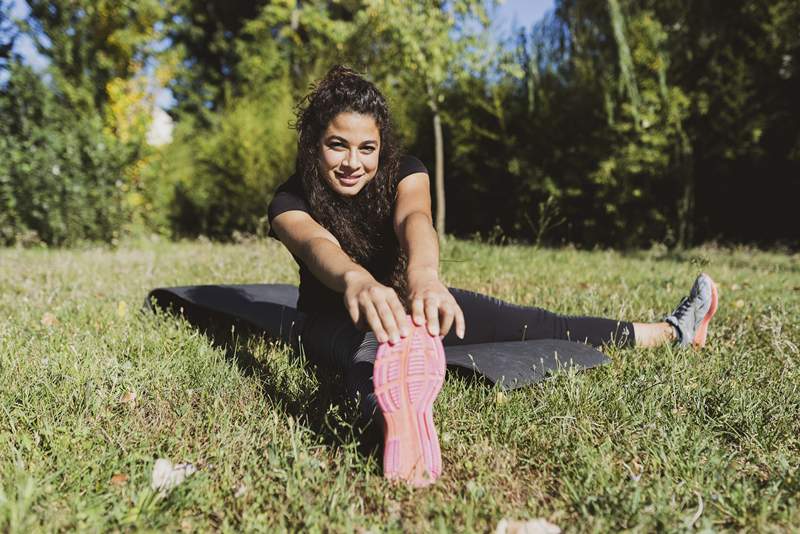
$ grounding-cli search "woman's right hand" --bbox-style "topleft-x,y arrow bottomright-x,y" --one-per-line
343,271 -> 411,344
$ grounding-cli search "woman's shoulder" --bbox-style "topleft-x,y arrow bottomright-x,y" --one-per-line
275,173 -> 304,196
268,173 -> 310,227
397,154 -> 428,181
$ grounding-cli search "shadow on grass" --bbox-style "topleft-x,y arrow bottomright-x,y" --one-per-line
145,295 -> 384,459
224,333 -> 384,457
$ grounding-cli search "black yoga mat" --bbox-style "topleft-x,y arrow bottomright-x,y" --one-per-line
145,284 -> 612,390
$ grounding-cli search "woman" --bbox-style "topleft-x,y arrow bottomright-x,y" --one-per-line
268,66 -> 718,487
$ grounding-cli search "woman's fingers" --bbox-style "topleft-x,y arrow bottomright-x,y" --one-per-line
387,295 -> 411,338
375,299 -> 402,343
455,303 -> 466,339
411,297 -> 425,327
424,297 -> 440,336
362,299 -> 389,343
345,296 -> 360,327
439,301 -> 455,338
356,286 -> 411,344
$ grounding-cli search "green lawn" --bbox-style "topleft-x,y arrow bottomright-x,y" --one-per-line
1,238 -> 798,532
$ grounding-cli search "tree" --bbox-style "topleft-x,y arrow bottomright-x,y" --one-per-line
164,0 -> 269,124
348,0 -> 497,236
22,0 -> 163,110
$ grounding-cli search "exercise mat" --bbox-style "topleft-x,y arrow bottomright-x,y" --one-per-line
145,284 -> 611,390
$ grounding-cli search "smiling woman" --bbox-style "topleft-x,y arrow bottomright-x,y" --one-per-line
266,65 -> 719,487
319,112 -> 381,196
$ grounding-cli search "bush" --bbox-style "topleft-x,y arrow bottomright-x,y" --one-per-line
0,63 -> 135,246
157,73 -> 296,239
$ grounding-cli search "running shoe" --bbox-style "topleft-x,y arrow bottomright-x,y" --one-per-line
373,320 -> 446,487
665,273 -> 719,348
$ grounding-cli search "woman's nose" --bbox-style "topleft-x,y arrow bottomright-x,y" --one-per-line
343,149 -> 361,169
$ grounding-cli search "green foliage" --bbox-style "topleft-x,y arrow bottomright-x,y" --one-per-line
165,0 -> 269,124
0,63 -> 135,246
156,70 -> 296,239
433,0 -> 799,247
588,10 -> 692,246
4,0 -> 799,247
22,0 -> 164,110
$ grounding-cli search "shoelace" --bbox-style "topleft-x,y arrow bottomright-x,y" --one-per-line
671,296 -> 692,320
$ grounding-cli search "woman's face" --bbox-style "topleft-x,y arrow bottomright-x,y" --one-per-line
318,112 -> 381,197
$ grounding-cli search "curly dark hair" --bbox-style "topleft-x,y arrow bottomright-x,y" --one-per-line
294,65 -> 408,299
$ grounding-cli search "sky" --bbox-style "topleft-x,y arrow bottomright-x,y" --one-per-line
494,0 -> 554,34
8,0 -> 48,71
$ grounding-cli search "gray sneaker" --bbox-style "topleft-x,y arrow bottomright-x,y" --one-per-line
665,273 -> 719,348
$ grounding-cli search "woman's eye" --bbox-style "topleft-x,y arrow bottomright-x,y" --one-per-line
360,146 -> 376,154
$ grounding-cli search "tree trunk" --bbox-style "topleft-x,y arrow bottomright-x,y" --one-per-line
607,0 -> 640,125
432,106 -> 445,236
677,150 -> 695,249
669,116 -> 694,248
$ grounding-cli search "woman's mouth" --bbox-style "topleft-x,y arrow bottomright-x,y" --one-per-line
335,172 -> 363,186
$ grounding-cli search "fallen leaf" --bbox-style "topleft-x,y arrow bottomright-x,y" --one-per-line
234,483 -> 247,499
120,391 -> 137,406
117,301 -> 128,318
110,473 -> 129,486
495,391 -> 508,405
151,458 -> 196,493
735,299 -> 745,309
40,312 -> 58,327
730,283 -> 740,291
386,500 -> 401,521
496,518 -> 561,534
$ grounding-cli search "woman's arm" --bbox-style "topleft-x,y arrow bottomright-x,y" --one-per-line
394,173 -> 465,339
271,210 -> 410,343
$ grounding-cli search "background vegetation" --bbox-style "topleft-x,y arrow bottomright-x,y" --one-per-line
2,0 -> 798,248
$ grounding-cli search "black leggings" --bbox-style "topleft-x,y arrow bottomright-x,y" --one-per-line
298,287 -> 635,421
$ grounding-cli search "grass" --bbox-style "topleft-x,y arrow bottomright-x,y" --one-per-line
1,237 -> 798,532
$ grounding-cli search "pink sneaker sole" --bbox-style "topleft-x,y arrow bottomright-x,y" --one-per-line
373,323 -> 446,487
693,275 -> 719,348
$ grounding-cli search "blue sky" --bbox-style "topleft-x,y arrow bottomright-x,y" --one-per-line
495,0 -> 554,32
8,0 -> 48,71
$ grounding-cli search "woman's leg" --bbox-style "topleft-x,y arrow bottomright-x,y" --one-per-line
631,322 -> 676,347
441,272 -> 718,350
299,312 -> 381,423
440,288 -> 637,348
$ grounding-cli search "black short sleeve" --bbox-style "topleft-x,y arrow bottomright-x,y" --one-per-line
397,155 -> 428,184
267,174 -> 310,238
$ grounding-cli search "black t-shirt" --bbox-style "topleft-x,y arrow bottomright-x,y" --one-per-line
267,155 -> 428,315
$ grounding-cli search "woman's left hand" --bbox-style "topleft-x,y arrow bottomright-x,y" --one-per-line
407,268 -> 465,339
